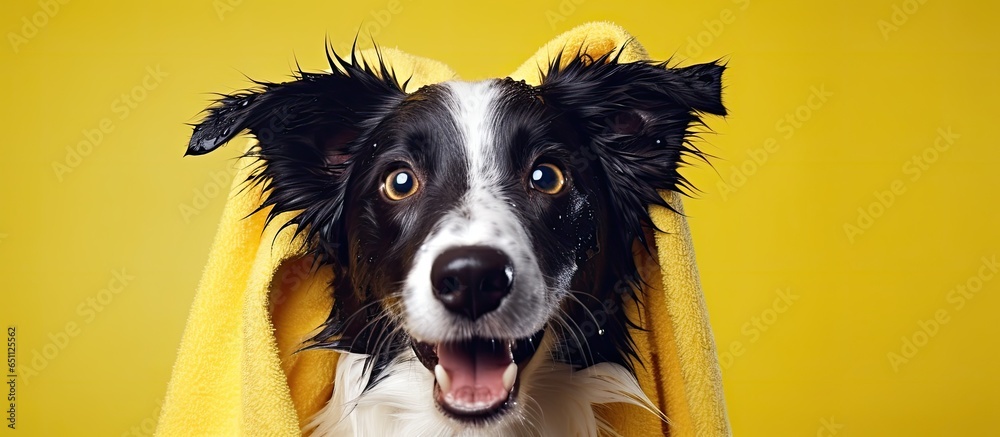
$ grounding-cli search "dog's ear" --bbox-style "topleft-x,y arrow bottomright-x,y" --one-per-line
187,49 -> 406,157
536,50 -> 726,247
186,50 -> 406,262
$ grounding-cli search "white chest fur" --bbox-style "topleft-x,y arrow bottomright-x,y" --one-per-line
307,340 -> 659,437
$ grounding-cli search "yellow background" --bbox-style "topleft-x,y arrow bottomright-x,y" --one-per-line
1,0 -> 997,435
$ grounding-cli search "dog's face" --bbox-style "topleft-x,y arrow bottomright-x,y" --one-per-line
188,49 -> 724,425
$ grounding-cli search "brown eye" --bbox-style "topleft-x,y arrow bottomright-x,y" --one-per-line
529,163 -> 565,195
384,168 -> 420,200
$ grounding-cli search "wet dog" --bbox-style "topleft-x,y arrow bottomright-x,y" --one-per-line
187,45 -> 725,436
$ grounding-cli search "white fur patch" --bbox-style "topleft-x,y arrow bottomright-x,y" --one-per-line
307,334 -> 661,437
401,80 -> 550,343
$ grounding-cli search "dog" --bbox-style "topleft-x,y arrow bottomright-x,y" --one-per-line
186,44 -> 725,436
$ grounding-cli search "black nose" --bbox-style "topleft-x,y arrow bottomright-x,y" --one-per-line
431,246 -> 514,319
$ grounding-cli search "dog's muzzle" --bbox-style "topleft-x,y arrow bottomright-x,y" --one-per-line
411,245 -> 544,420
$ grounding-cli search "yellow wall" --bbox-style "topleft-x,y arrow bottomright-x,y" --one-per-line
1,0 -> 997,435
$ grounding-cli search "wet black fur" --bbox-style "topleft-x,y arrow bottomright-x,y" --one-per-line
187,43 -> 725,391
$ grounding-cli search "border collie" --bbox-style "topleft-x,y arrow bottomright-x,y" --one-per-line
186,44 -> 725,436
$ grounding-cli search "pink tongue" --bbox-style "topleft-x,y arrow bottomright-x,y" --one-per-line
438,340 -> 513,409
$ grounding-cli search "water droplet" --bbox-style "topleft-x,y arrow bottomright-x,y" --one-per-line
241,100 -> 249,107
367,256 -> 375,264
597,329 -> 605,335
656,139 -> 661,144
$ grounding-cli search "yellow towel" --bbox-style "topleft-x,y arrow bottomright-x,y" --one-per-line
156,22 -> 730,437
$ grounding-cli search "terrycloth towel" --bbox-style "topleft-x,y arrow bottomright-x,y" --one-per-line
156,22 -> 730,437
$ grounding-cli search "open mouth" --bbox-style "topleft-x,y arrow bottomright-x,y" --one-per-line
412,330 -> 544,421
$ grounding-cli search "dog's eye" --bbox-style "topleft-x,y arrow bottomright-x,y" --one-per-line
384,168 -> 420,201
529,163 -> 565,195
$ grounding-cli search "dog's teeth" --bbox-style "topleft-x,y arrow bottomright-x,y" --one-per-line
435,364 -> 451,393
502,363 -> 517,391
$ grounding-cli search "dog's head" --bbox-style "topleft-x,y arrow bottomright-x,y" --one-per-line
188,47 -> 724,424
